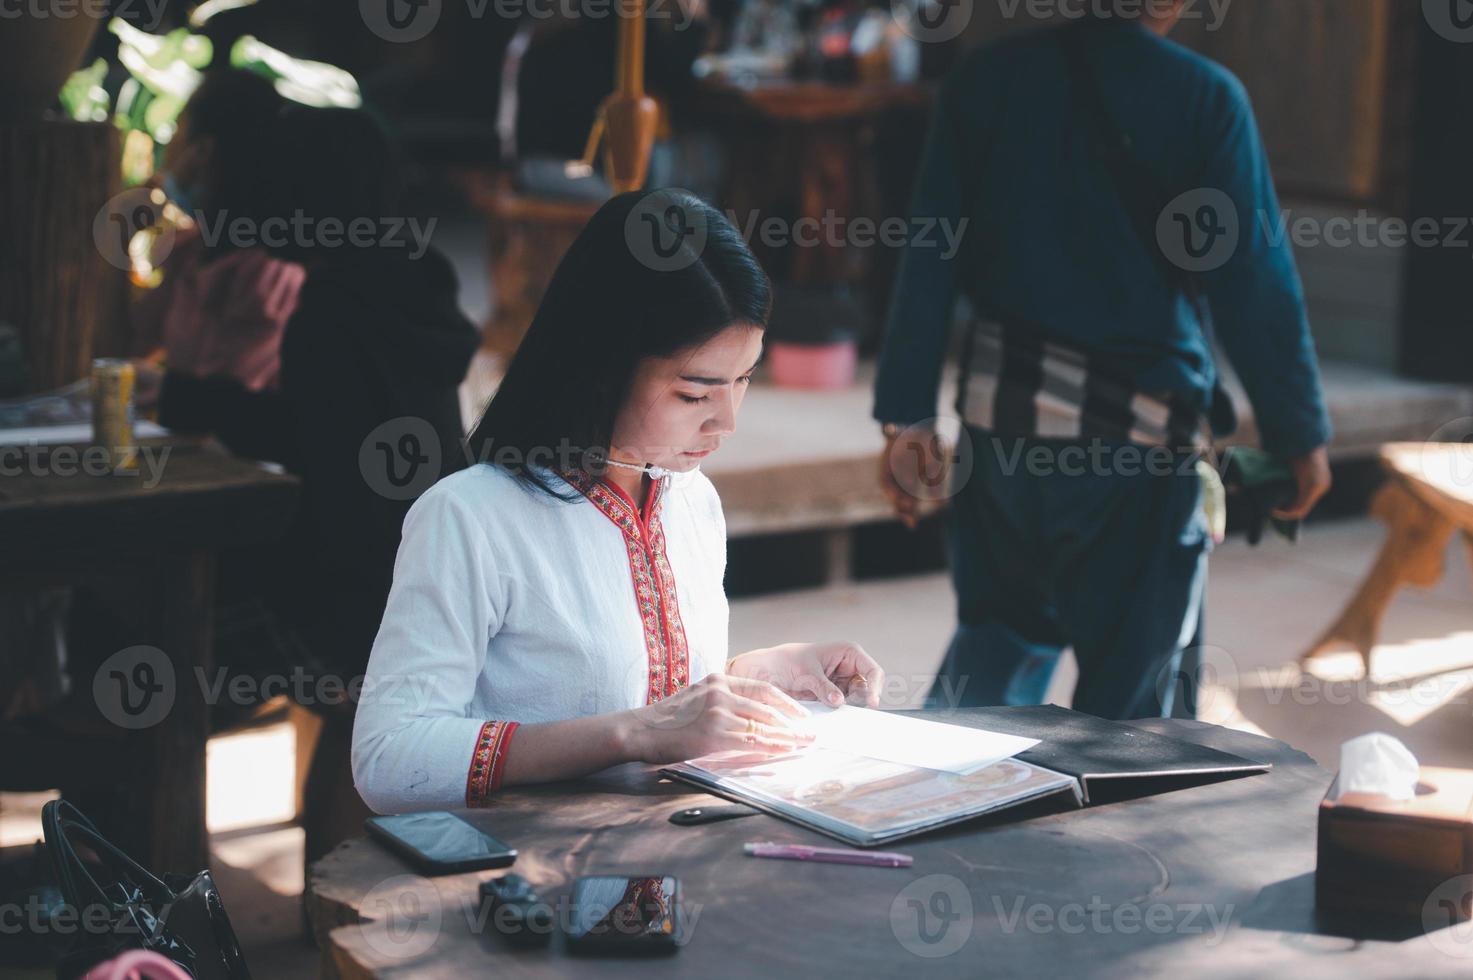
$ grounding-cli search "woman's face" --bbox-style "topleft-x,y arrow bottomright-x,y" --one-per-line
610,324 -> 764,472
161,111 -> 214,210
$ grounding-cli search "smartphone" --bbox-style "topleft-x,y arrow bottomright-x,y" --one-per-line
364,812 -> 517,875
564,875 -> 681,955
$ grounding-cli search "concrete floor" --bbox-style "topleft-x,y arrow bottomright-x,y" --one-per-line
2,516 -> 1470,980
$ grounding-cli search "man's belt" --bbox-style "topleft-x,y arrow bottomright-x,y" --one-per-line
958,320 -> 1208,450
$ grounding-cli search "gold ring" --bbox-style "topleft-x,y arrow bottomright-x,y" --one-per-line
746,718 -> 757,735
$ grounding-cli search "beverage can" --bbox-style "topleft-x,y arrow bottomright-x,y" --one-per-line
91,358 -> 138,471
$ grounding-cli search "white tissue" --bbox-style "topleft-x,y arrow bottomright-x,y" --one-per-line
1335,732 -> 1420,802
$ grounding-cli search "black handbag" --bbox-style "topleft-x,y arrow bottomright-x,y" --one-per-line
41,800 -> 252,980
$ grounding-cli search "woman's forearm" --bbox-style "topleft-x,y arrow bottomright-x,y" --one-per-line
355,672 -> 822,812
499,709 -> 644,787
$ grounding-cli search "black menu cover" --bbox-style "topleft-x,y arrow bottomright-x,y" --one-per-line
916,704 -> 1270,803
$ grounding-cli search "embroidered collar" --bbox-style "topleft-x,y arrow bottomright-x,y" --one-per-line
556,465 -> 689,703
557,467 -> 669,542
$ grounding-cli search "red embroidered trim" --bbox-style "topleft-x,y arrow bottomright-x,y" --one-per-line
465,719 -> 519,806
646,505 -> 690,699
559,468 -> 690,704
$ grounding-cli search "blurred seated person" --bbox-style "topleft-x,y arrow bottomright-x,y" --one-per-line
131,70 -> 305,395
133,105 -> 479,865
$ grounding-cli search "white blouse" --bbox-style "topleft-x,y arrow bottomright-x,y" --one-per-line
350,462 -> 730,814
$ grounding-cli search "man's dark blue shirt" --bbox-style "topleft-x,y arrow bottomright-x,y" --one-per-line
873,20 -> 1331,458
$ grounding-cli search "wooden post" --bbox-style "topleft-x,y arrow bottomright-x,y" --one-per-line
600,0 -> 658,193
149,551 -> 216,873
0,120 -> 124,392
1400,9 -> 1473,381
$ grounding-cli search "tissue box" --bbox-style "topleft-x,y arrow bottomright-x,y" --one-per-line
1316,766 -> 1473,924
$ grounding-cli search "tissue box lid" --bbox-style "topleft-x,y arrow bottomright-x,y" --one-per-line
1321,767 -> 1473,827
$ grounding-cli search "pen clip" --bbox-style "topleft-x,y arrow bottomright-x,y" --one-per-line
669,804 -> 760,826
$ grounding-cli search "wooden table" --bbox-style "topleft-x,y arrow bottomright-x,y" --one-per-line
305,713 -> 1468,978
0,437 -> 299,872
1304,442 -> 1473,674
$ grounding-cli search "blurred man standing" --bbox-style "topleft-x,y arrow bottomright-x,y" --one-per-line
874,1 -> 1332,719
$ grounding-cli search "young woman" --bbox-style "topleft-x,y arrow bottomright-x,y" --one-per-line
352,191 -> 885,813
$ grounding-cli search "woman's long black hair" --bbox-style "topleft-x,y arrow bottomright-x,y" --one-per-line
466,189 -> 771,497
178,69 -> 285,249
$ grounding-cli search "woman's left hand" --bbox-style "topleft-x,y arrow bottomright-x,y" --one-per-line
725,641 -> 884,708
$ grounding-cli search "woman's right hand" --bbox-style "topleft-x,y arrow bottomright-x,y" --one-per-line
622,672 -> 816,765
130,357 -> 165,410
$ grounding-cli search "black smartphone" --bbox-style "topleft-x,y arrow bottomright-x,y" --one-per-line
364,812 -> 517,875
564,875 -> 681,955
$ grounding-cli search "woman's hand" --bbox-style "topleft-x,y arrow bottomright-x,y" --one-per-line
622,672 -> 815,765
726,641 -> 885,708
130,357 -> 165,410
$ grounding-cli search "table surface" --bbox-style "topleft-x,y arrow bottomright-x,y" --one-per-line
306,715 -> 1471,980
0,437 -> 299,553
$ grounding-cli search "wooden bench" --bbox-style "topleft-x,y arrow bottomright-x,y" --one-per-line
1303,442 -> 1473,674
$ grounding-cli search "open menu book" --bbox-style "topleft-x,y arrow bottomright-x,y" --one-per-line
661,704 -> 1268,847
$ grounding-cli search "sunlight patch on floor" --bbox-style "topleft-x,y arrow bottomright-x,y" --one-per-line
206,723 -> 298,833
211,825 -> 306,898
1198,631 -> 1473,736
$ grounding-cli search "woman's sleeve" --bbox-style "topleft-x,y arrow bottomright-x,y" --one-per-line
157,370 -> 296,467
350,480 -> 520,813
209,255 -> 304,391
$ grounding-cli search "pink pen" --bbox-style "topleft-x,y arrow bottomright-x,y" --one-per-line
743,842 -> 913,868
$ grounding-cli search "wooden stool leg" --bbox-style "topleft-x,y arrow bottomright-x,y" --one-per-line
1301,482 -> 1454,675
823,529 -> 853,586
301,712 -> 372,878
1463,531 -> 1473,592
291,703 -> 324,823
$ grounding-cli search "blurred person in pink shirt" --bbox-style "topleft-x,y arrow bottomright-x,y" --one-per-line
131,70 -> 304,400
